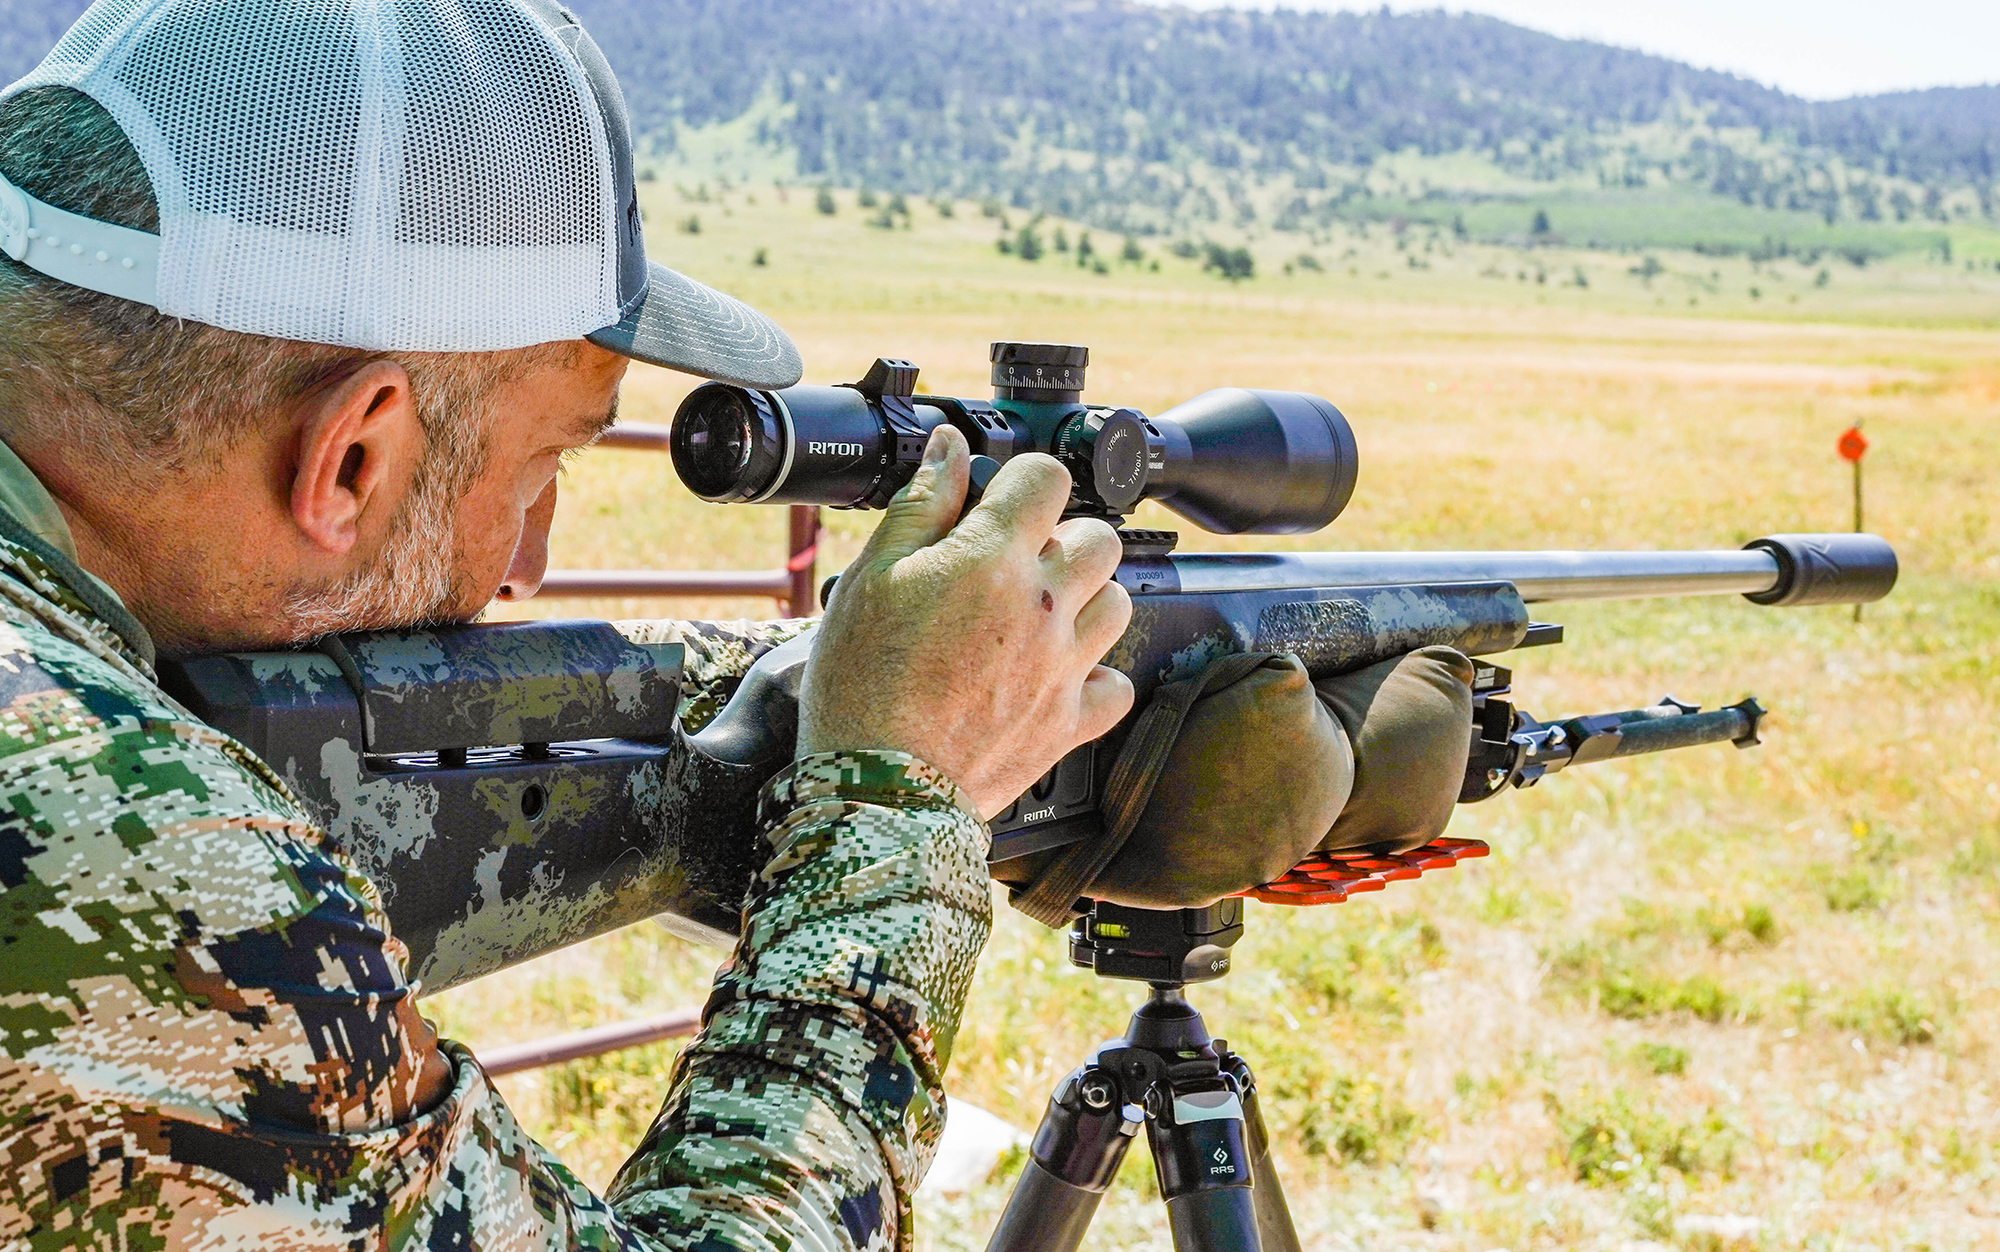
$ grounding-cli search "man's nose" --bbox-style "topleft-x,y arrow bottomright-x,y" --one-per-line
496,479 -> 559,602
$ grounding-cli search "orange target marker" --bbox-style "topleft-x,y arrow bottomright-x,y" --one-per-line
1840,424 -> 1869,621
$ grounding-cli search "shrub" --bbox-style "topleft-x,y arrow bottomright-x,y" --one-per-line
1554,1090 -> 1738,1188
1697,902 -> 1779,947
1818,866 -> 1884,912
1202,242 -> 1254,280
1835,988 -> 1939,1045
1277,1071 -> 1421,1165
1633,1042 -> 1689,1076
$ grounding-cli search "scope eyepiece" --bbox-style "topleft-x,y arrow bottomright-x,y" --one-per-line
672,380 -> 944,509
670,385 -> 788,503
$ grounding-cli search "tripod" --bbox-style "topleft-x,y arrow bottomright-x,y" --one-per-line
985,899 -> 1303,1252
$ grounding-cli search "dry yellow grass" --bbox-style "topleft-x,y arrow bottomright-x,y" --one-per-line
437,185 -> 2000,1250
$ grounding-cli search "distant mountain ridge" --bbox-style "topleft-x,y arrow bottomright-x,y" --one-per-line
4,0 -> 1995,240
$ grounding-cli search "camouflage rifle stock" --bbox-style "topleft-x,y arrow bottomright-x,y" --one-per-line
157,529 -> 1894,996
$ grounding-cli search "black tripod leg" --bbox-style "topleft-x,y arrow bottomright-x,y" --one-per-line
985,1066 -> 1140,1252
1235,1068 -> 1303,1252
987,1158 -> 1108,1252
1165,1188 -> 1264,1252
1149,1088 -> 1264,1252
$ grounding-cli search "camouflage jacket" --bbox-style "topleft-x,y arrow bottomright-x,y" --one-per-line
0,442 -> 993,1250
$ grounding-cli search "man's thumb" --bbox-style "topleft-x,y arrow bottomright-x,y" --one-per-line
859,425 -> 969,568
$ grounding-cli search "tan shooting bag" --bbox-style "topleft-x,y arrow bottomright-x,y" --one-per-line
1005,646 -> 1474,926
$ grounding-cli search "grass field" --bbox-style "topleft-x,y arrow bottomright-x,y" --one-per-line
430,185 -> 2000,1251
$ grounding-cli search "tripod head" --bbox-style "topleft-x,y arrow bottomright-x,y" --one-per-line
1065,837 -> 1493,991
1069,899 -> 1245,987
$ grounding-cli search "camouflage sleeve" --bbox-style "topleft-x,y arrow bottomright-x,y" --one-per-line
0,602 -> 990,1249
613,618 -> 814,731
605,753 -> 992,1250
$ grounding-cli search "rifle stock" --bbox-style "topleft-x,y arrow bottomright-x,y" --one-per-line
159,532 -> 1895,995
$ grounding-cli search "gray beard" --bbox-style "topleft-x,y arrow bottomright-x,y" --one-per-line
280,461 -> 476,642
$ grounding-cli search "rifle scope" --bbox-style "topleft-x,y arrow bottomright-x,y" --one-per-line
669,342 -> 1359,534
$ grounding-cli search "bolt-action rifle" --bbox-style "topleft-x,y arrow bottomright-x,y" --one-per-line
159,343 -> 1897,998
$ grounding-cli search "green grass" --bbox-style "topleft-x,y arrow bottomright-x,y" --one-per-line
1360,187 -> 1989,259
430,183 -> 2000,1250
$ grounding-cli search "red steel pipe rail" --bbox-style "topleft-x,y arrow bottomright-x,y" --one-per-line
474,1007 -> 703,1078
537,421 -> 822,619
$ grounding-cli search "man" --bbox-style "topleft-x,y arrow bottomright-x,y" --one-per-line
0,2 -> 1133,1247
0,3 -> 1464,1249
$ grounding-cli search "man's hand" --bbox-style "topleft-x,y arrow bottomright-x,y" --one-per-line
799,425 -> 1135,818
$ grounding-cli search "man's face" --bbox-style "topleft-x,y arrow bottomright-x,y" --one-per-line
450,343 -> 629,617
281,343 -> 629,639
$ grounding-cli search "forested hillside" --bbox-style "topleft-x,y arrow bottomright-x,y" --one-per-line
4,0 -> 1996,247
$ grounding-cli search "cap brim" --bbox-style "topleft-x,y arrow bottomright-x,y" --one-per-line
586,260 -> 803,389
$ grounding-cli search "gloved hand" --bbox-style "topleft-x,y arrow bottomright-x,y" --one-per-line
999,645 -> 1476,921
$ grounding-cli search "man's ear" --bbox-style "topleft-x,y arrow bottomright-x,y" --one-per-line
290,360 -> 424,556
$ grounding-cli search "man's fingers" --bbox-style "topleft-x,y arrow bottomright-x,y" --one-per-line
1041,516 -> 1122,601
1074,665 -> 1136,744
856,426 -> 969,570
961,453 -> 1071,552
1072,578 -> 1132,659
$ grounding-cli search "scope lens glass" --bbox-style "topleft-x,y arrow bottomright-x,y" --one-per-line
672,389 -> 758,499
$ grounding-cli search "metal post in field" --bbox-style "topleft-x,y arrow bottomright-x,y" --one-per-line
787,505 -> 823,619
1839,423 -> 1869,623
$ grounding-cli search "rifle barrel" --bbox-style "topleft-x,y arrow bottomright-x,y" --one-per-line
1171,549 -> 1776,601
1167,533 -> 1896,607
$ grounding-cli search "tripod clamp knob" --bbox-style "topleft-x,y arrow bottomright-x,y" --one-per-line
1078,1074 -> 1116,1110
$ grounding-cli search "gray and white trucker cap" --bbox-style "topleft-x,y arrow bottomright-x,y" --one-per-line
0,0 -> 803,389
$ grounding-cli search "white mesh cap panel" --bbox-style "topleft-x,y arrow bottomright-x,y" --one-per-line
5,0 -> 623,353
